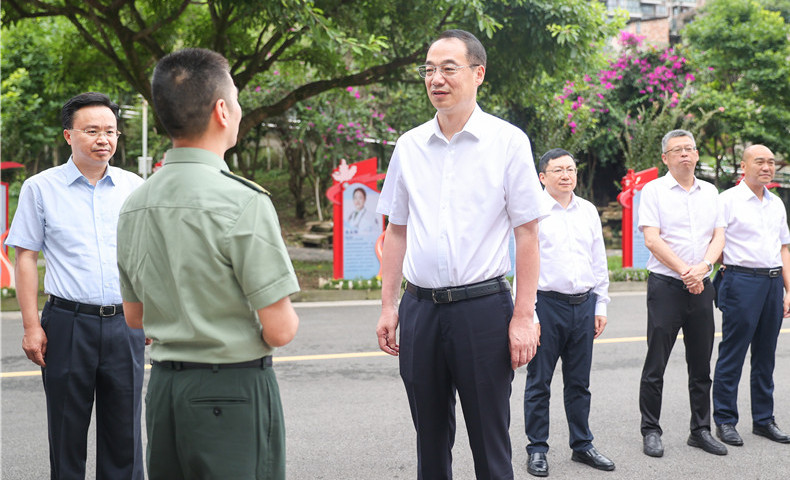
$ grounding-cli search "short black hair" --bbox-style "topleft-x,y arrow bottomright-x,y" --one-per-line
433,29 -> 487,67
539,148 -> 575,173
61,92 -> 120,130
151,48 -> 233,139
353,187 -> 366,199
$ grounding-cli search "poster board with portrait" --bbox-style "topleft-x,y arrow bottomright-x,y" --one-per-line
327,157 -> 386,280
342,183 -> 384,279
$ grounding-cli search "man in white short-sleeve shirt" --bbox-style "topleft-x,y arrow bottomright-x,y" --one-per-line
375,29 -> 547,479
637,129 -> 727,458
712,144 -> 790,446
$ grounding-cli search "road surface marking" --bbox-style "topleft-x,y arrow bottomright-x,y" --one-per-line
3,328 -> 788,378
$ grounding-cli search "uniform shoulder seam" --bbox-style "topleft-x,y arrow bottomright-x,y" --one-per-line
221,170 -> 271,196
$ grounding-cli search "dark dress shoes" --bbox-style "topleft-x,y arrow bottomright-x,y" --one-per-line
753,421 -> 790,443
716,424 -> 743,446
527,452 -> 548,477
643,432 -> 664,457
571,446 -> 615,471
687,429 -> 728,455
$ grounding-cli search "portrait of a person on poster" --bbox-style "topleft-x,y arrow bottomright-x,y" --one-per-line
345,186 -> 381,234
343,183 -> 382,279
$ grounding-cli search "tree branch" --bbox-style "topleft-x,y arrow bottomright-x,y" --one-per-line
131,1 -> 190,41
234,27 -> 307,90
238,47 -> 426,137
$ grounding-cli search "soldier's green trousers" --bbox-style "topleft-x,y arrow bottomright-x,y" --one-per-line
145,362 -> 285,480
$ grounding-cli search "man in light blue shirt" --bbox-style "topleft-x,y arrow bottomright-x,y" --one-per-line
5,92 -> 145,480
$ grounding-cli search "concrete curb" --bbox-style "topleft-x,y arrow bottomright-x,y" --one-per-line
0,282 -> 647,310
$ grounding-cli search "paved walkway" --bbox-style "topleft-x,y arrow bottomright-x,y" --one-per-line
286,245 -> 333,262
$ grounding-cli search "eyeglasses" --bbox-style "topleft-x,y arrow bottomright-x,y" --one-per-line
417,64 -> 480,79
664,145 -> 697,155
546,167 -> 577,175
69,129 -> 122,138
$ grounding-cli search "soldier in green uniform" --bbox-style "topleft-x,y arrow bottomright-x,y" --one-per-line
116,48 -> 300,480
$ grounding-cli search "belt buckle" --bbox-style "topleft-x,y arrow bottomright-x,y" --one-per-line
769,268 -> 782,278
99,305 -> 116,317
432,289 -> 452,304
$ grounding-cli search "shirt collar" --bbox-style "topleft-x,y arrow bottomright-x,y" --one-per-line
736,178 -> 771,202
426,104 -> 484,144
63,156 -> 115,186
664,171 -> 700,192
541,188 -> 577,211
162,148 -> 230,171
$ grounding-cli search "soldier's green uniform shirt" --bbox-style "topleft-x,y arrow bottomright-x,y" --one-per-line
117,147 -> 299,363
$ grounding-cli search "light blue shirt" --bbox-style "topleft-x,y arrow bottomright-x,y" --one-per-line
5,157 -> 143,304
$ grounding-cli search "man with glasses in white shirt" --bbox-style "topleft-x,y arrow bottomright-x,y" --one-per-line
523,148 -> 614,477
376,29 -> 547,479
5,92 -> 145,479
712,144 -> 790,446
637,129 -> 728,458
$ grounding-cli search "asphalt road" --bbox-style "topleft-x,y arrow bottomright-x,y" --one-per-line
2,291 -> 790,479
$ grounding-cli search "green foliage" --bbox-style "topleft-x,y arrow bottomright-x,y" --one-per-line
619,87 -> 720,173
482,0 -> 625,109
606,255 -> 649,281
683,0 -> 790,161
0,0 -> 636,221
760,0 -> 790,21
531,31 -> 704,197
1,16 -> 145,173
609,268 -> 649,282
320,278 -> 382,291
1,18 -> 73,170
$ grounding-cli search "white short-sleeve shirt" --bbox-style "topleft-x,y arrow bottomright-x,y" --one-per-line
638,172 -> 723,279
718,181 -> 790,268
377,105 -> 548,288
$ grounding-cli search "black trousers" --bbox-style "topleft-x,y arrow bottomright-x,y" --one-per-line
398,289 -> 515,480
639,274 -> 715,436
41,300 -> 145,480
524,292 -> 595,453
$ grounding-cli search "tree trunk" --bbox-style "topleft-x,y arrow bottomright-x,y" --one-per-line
287,143 -> 306,219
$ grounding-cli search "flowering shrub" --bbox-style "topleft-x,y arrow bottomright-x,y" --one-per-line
558,31 -> 697,137
247,81 -> 400,218
548,31 -> 716,171
301,86 -> 398,165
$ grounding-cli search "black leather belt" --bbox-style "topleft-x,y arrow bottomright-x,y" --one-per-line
538,289 -> 592,305
650,272 -> 710,289
50,295 -> 123,317
405,276 -> 510,304
152,356 -> 273,371
725,265 -> 782,278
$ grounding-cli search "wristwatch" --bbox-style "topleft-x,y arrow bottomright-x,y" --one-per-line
703,260 -> 713,273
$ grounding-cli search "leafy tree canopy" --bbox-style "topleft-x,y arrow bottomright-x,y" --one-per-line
2,0 -> 624,145
683,0 -> 790,158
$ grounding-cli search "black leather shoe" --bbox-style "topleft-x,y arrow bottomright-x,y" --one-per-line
688,429 -> 728,455
716,424 -> 743,446
753,421 -> 790,443
643,432 -> 663,457
571,446 -> 615,471
527,452 -> 548,477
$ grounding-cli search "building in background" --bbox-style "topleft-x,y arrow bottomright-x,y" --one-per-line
601,1 -> 707,46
